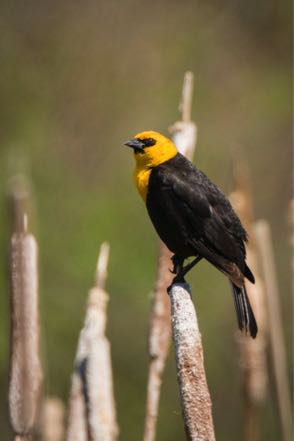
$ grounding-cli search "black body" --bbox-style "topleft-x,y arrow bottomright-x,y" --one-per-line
146,153 -> 258,337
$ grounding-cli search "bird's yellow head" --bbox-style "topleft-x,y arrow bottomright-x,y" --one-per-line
124,131 -> 178,169
124,131 -> 178,201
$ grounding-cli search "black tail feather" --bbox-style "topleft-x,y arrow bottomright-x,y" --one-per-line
230,282 -> 258,338
244,263 -> 255,284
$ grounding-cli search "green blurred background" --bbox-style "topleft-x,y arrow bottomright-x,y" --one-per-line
0,1 -> 292,440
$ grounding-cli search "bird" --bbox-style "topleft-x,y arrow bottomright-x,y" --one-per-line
124,130 -> 258,338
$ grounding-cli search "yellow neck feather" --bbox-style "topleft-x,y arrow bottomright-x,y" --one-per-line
133,134 -> 177,201
134,167 -> 152,202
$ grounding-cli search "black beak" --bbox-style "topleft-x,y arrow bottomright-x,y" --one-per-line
124,138 -> 145,153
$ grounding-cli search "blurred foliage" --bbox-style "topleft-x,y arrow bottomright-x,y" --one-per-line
0,1 -> 292,440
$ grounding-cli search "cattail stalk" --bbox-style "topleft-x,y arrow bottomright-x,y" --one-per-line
9,226 -> 43,436
230,162 -> 268,441
8,173 -> 43,438
254,221 -> 292,441
143,71 -> 197,441
170,72 -> 215,440
67,243 -> 118,441
169,283 -> 215,441
170,71 -> 197,161
40,397 -> 65,441
143,243 -> 173,441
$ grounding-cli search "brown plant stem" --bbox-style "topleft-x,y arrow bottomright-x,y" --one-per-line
9,228 -> 43,435
230,162 -> 268,441
66,242 -> 118,441
169,283 -> 215,441
40,397 -> 65,441
143,243 -> 173,441
254,220 -> 292,441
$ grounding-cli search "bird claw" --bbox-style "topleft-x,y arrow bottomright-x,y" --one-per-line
170,255 -> 183,275
167,273 -> 187,293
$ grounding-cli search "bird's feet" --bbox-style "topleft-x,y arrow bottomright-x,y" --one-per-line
167,272 -> 187,293
168,255 -> 186,293
167,254 -> 203,293
169,255 -> 183,275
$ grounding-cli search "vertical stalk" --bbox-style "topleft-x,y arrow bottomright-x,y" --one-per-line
254,221 -> 292,441
8,174 -> 43,438
9,228 -> 43,435
67,243 -> 118,441
230,162 -> 268,441
40,397 -> 65,441
169,283 -> 215,441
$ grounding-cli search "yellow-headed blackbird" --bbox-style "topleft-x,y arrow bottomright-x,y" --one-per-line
124,130 -> 257,338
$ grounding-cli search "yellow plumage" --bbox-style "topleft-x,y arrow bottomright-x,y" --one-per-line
132,131 -> 177,201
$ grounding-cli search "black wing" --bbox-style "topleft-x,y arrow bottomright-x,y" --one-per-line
148,154 -> 249,276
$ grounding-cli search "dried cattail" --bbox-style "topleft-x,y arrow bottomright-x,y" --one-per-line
230,162 -> 268,441
254,220 -> 292,441
67,243 -> 118,441
169,282 -> 215,441
9,228 -> 43,435
143,243 -> 173,441
40,397 -> 65,441
169,71 -> 197,161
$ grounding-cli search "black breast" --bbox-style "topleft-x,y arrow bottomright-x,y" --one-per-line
146,155 -> 196,258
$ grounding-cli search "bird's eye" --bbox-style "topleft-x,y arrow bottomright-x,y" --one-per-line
142,138 -> 156,147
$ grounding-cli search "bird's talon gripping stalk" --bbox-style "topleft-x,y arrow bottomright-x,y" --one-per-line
172,255 -> 202,278
170,255 -> 183,275
167,272 -> 188,293
167,275 -> 186,294
167,255 -> 202,293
